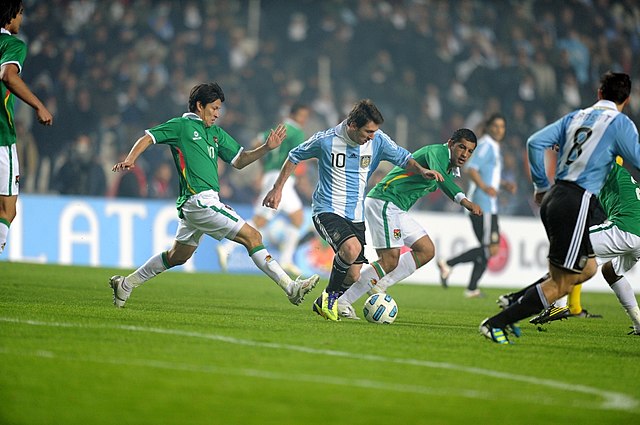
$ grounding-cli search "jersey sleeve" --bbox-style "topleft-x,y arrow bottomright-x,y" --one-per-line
288,134 -> 321,164
377,131 -> 411,168
216,127 -> 243,164
613,116 -> 640,171
146,119 -> 181,146
0,37 -> 26,72
527,116 -> 567,193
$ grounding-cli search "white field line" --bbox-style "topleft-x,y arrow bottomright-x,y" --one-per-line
1,317 -> 637,411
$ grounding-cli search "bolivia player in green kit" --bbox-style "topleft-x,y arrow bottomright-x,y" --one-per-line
0,0 -> 53,255
337,129 -> 482,319
109,83 -> 319,308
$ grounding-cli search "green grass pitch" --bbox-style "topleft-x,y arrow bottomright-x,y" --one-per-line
1,262 -> 639,424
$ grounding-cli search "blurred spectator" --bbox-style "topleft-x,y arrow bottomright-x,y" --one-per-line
53,134 -> 106,196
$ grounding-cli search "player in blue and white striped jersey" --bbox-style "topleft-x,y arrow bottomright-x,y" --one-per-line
263,99 -> 443,321
481,72 -> 640,344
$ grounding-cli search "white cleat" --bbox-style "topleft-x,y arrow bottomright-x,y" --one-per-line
109,275 -> 131,308
216,245 -> 229,272
288,274 -> 320,306
437,259 -> 451,288
338,300 -> 360,320
366,283 -> 384,296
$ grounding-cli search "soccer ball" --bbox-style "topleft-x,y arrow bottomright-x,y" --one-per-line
363,293 -> 398,324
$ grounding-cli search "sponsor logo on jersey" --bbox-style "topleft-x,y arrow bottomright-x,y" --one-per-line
360,155 -> 371,168
193,131 -> 202,141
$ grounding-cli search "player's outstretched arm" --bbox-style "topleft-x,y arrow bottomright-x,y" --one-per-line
0,64 -> 52,126
404,158 -> 444,181
112,134 -> 153,172
461,198 -> 482,216
234,124 -> 287,169
263,158 -> 296,210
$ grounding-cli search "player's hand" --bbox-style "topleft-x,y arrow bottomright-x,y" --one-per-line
534,191 -> 546,205
265,124 -> 287,150
36,107 -> 53,126
484,187 -> 498,197
421,169 -> 444,181
262,188 -> 282,210
112,161 -> 135,172
503,181 -> 517,194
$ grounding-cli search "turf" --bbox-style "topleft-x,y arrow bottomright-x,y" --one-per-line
1,262 -> 639,424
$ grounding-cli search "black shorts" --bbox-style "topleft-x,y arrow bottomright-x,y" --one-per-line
540,181 -> 599,273
470,213 -> 500,247
312,212 -> 368,264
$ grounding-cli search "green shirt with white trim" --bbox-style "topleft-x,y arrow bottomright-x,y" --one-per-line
597,163 -> 640,237
367,143 -> 466,211
0,31 -> 27,146
260,118 -> 305,172
146,113 -> 242,209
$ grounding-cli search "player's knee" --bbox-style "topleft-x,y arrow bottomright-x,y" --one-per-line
338,238 -> 361,263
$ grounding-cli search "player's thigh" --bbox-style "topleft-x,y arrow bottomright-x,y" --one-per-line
541,182 -> 598,272
312,212 -> 367,264
591,223 -> 640,275
365,198 -> 414,249
179,191 -> 245,243
0,145 -> 19,198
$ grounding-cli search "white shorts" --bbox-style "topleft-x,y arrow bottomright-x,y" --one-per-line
590,221 -> 640,275
365,197 -> 427,249
253,170 -> 302,220
0,145 -> 19,196
176,190 -> 245,246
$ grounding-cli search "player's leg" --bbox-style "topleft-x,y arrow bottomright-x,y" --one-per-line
0,145 -> 20,255
481,182 -> 598,342
466,215 -> 498,298
604,261 -> 640,334
440,215 -> 484,288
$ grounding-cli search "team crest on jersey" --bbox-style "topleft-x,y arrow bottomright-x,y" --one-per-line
393,228 -> 401,239
15,175 -> 19,186
360,155 -> 371,168
193,131 -> 202,141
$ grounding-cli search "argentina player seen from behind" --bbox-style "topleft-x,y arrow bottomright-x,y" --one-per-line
262,99 -> 444,321
480,72 -> 640,344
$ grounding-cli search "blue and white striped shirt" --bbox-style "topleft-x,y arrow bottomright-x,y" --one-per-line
528,100 -> 640,196
288,120 -> 412,222
466,134 -> 501,214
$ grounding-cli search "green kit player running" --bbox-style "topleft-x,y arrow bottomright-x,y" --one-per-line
338,128 -> 482,319
0,0 -> 53,255
109,83 -> 318,308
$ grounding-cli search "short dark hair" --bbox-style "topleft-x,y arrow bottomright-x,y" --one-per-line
346,99 -> 384,128
290,103 -> 309,116
188,82 -> 225,112
0,0 -> 23,27
599,72 -> 631,104
451,128 -> 478,145
485,112 -> 506,129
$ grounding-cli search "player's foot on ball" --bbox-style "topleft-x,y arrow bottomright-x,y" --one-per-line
288,274 -> 319,306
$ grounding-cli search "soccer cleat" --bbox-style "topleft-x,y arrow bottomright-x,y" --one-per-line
216,244 -> 229,272
529,304 -> 570,325
437,259 -> 450,288
312,295 -> 327,319
627,327 -> 640,336
366,282 -> 383,296
464,289 -> 484,298
506,323 -> 522,338
288,274 -> 320,306
479,318 -> 511,344
338,300 -> 360,320
497,293 -> 515,310
321,290 -> 341,321
571,309 -> 603,319
109,275 -> 130,308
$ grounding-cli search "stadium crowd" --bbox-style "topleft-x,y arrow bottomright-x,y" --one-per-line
14,0 -> 640,216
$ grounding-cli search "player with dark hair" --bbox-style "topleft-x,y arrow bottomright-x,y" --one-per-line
480,72 -> 640,344
217,103 -> 311,276
438,113 -> 515,298
263,99 -> 444,321
109,82 -> 319,308
337,129 -> 482,319
0,0 -> 53,255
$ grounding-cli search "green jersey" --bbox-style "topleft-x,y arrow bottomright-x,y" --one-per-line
260,118 -> 305,172
598,163 -> 640,237
147,113 -> 242,209
368,143 -> 465,211
0,32 -> 27,146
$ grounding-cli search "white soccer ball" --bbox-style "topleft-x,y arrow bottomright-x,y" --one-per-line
363,293 -> 398,324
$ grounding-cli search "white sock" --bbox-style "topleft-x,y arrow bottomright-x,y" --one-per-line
340,262 -> 385,305
279,225 -> 302,265
0,220 -> 8,254
554,295 -> 568,308
610,276 -> 640,329
218,238 -> 237,255
125,252 -> 170,290
250,246 -> 293,294
376,251 -> 418,292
